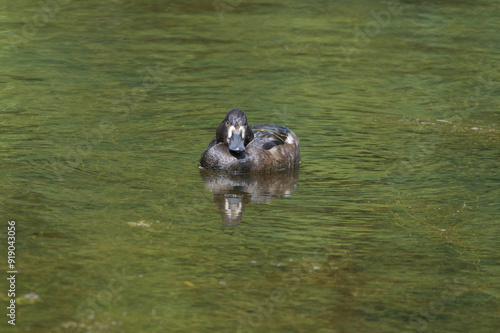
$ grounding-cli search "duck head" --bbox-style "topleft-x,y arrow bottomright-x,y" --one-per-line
216,109 -> 254,153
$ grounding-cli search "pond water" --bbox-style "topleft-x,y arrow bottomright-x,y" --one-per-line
1,0 -> 499,332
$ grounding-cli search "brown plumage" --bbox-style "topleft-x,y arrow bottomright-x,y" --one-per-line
200,109 -> 300,173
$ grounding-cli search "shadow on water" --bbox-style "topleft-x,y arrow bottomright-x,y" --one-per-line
199,167 -> 300,225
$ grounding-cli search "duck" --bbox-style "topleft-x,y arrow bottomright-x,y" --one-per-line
200,109 -> 300,173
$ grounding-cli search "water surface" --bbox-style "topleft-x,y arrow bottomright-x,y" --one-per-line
1,0 -> 499,332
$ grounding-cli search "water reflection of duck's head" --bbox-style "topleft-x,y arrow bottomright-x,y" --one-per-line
200,167 -> 300,226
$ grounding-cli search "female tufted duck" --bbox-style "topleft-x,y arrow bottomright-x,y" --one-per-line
200,109 -> 300,173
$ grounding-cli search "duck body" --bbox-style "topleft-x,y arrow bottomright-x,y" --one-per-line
200,109 -> 300,173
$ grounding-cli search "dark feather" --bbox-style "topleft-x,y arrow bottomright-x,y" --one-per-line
251,124 -> 289,150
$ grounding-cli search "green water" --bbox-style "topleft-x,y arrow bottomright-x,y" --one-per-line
1,0 -> 499,332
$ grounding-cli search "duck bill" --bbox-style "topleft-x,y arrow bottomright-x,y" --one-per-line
229,132 -> 245,152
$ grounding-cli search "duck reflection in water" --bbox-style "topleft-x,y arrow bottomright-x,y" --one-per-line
200,167 -> 300,225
